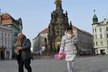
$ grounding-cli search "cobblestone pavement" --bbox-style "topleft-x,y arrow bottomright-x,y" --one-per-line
0,55 -> 108,72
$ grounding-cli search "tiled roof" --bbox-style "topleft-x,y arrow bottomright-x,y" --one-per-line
2,13 -> 12,20
0,13 -> 16,24
40,28 -> 48,33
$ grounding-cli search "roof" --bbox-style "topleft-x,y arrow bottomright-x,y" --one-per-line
40,28 -> 48,33
80,29 -> 93,36
93,14 -> 98,18
0,13 -> 18,25
33,25 -> 93,40
39,25 -> 92,36
95,18 -> 108,26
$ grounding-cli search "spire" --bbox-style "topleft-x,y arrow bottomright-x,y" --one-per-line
55,0 -> 62,10
93,10 -> 97,18
93,10 -> 98,23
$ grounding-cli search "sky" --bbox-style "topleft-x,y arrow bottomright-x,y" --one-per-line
0,0 -> 108,44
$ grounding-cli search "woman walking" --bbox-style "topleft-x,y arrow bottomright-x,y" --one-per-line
59,26 -> 78,72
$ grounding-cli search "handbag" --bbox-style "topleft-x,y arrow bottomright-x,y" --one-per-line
54,51 -> 66,60
59,51 -> 66,59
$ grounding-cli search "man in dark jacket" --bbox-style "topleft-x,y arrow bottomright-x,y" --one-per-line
15,32 -> 32,72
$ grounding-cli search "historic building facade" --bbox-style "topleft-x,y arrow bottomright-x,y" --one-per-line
48,0 -> 70,52
0,25 -> 11,59
0,13 -> 23,59
33,28 -> 48,55
92,13 -> 108,55
76,27 -> 94,55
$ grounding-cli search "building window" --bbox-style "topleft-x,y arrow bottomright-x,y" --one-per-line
99,28 -> 102,32
14,32 -> 18,37
101,41 -> 103,46
1,33 -> 3,47
5,33 -> 7,41
100,34 -> 103,39
95,34 -> 97,39
5,42 -> 6,47
8,34 -> 10,37
107,41 -> 108,45
96,42 -> 98,46
93,29 -> 94,33
95,28 -> 97,32
1,33 -> 3,40
107,34 -> 108,38
106,27 -> 108,31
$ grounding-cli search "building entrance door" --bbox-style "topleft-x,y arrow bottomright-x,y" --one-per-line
100,49 -> 105,55
1,50 -> 5,59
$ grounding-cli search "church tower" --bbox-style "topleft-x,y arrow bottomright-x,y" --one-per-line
48,0 -> 70,53
92,10 -> 98,24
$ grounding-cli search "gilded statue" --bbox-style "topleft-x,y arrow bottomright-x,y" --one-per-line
55,0 -> 61,5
